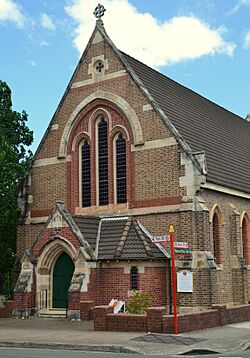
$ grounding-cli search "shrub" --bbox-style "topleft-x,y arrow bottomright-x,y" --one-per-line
126,290 -> 150,314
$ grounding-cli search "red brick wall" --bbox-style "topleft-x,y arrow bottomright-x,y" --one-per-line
163,311 -> 220,333
0,301 -> 13,318
87,266 -> 167,307
202,189 -> 250,305
106,312 -> 147,332
33,227 -> 81,257
140,267 -> 168,306
17,223 -> 44,258
94,303 -> 250,333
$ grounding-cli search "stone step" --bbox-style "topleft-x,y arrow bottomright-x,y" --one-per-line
36,309 -> 67,319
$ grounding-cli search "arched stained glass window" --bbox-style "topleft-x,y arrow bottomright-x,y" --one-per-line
81,141 -> 91,207
116,134 -> 127,204
98,118 -> 108,205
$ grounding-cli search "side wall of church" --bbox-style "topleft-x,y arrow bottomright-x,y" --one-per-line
137,209 -> 213,311
201,188 -> 250,305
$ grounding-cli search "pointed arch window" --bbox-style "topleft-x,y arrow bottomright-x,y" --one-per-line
242,215 -> 250,265
98,118 -> 108,206
212,210 -> 222,264
81,140 -> 91,207
116,134 -> 127,204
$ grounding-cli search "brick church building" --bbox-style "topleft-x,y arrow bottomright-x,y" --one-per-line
13,5 -> 250,319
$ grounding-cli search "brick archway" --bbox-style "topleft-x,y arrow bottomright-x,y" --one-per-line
36,238 -> 77,309
59,90 -> 144,158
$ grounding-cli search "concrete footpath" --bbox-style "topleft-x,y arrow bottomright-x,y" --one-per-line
0,318 -> 250,355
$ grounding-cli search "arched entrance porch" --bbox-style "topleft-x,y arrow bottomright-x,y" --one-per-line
36,238 -> 77,310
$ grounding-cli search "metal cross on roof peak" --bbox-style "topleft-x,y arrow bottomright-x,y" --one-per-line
93,3 -> 106,23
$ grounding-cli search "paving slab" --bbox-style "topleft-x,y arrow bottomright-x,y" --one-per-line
1,318 -> 250,355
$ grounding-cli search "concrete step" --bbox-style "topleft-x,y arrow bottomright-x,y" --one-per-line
36,309 -> 67,320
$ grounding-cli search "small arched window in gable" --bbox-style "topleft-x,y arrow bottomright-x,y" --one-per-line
242,215 -> 250,265
81,140 -> 91,207
98,118 -> 108,206
116,133 -> 127,204
130,266 -> 138,290
212,210 -> 222,264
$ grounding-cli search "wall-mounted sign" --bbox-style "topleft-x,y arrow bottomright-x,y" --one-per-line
174,248 -> 192,256
177,270 -> 193,293
152,235 -> 170,244
174,242 -> 189,249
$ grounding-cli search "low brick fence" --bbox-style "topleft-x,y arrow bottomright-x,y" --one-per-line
80,300 -> 94,321
93,304 -> 250,333
94,306 -> 165,332
0,300 -> 13,318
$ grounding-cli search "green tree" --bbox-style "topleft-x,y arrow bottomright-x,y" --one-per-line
0,80 -> 33,294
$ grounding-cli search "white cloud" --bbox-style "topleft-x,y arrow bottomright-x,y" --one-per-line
29,60 -> 37,67
40,40 -> 49,47
0,0 -> 24,27
65,0 -> 235,68
228,0 -> 250,14
243,31 -> 250,48
40,13 -> 56,31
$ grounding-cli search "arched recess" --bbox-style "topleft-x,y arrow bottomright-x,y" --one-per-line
210,205 -> 223,265
210,204 -> 223,224
36,238 -> 77,309
59,90 -> 144,158
240,212 -> 250,265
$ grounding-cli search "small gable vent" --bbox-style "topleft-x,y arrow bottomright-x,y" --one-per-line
95,60 -> 104,74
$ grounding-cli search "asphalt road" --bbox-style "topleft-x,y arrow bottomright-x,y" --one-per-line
0,347 -> 249,358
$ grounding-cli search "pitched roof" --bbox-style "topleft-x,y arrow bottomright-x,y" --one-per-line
121,51 -> 250,194
72,215 -> 99,251
72,215 -> 166,260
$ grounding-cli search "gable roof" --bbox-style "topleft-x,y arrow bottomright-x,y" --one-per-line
21,21 -> 250,200
121,52 -> 250,194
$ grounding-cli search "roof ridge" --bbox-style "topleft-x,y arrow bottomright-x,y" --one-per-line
114,217 -> 132,258
133,219 -> 154,257
120,51 -> 245,123
137,220 -> 170,259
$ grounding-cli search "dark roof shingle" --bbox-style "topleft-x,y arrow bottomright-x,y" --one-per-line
122,52 -> 250,194
72,216 -> 166,260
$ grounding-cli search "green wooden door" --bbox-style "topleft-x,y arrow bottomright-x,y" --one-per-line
52,253 -> 74,308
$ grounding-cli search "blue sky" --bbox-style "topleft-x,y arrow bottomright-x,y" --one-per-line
1,0 -> 250,153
